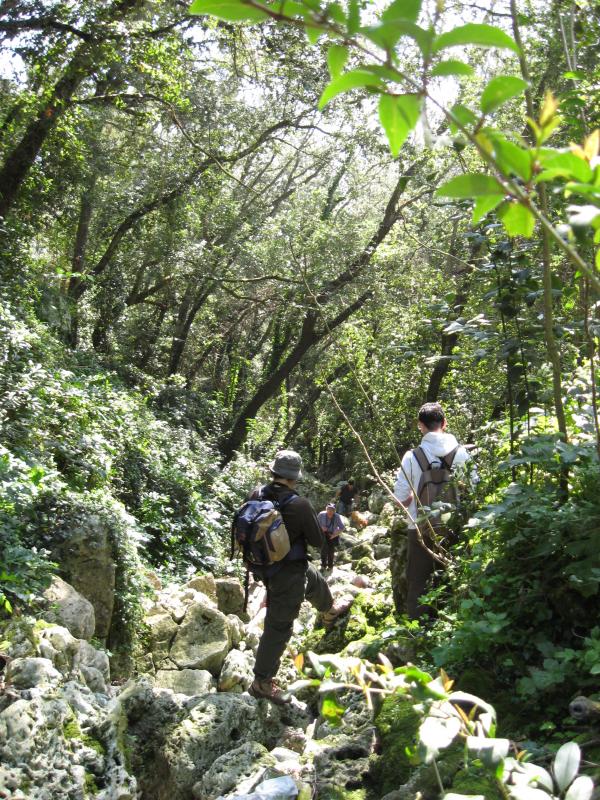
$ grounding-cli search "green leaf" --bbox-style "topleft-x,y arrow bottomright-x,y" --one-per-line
321,693 -> 346,724
362,21 -> 432,54
318,69 -> 383,109
189,0 -> 269,22
379,93 -> 422,156
553,742 -> 581,793
306,24 -> 323,44
499,201 -> 535,237
433,23 -> 520,54
449,103 -> 477,133
431,59 -> 474,77
347,0 -> 360,34
472,194 -> 504,223
480,75 -> 528,114
327,44 -> 349,78
436,173 -> 504,198
381,0 -> 422,24
536,151 -> 593,183
490,134 -> 532,180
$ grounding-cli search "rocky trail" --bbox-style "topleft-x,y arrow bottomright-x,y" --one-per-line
0,497 -> 415,800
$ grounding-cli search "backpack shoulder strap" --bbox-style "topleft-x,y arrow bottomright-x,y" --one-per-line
412,446 -> 431,473
441,446 -> 460,470
277,491 -> 297,510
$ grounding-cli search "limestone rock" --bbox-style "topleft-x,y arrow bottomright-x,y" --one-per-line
170,601 -> 232,675
374,543 -> 392,560
43,576 -> 96,640
186,573 -> 218,603
216,578 -> 246,618
6,657 -> 62,689
368,490 -> 387,514
155,668 -> 215,696
50,512 -> 116,640
193,741 -> 275,800
218,649 -> 254,692
146,608 -> 179,667
351,542 -> 373,561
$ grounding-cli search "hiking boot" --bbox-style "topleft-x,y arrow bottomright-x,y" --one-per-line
321,597 -> 353,628
249,677 -> 290,705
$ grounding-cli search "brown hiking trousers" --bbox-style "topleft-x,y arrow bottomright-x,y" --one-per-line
406,529 -> 436,620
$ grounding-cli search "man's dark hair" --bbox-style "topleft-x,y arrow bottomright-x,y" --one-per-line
418,402 -> 446,431
347,479 -> 355,485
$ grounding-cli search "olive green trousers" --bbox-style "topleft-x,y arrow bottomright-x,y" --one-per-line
254,561 -> 332,681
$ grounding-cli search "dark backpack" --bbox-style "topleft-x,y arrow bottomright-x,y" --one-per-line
231,492 -> 296,569
413,446 -> 460,536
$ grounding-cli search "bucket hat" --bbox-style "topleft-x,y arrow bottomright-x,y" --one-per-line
269,449 -> 303,480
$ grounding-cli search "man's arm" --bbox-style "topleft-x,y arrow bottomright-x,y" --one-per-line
394,453 -> 414,508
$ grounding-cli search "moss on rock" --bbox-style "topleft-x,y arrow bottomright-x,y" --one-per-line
373,695 -> 420,794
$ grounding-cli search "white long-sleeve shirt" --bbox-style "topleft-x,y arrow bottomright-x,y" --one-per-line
393,431 -> 472,529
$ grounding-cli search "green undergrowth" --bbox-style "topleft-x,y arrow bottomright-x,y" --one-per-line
0,299 -> 260,674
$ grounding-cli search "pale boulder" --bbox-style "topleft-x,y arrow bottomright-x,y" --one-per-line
169,601 -> 231,675
43,576 -> 95,640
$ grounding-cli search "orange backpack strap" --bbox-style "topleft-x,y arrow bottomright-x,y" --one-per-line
412,446 -> 431,473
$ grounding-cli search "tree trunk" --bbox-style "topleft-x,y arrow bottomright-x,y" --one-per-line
0,0 -> 140,219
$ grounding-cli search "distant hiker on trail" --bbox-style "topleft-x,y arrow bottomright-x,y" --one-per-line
246,450 -> 352,704
336,478 -> 357,516
394,403 -> 473,621
318,502 -> 345,571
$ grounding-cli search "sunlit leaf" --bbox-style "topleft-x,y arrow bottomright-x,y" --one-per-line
189,0 -> 269,22
536,151 -> 593,183
490,134 -> 532,180
565,776 -> 594,800
436,173 -> 504,198
379,93 -> 422,156
431,59 -> 474,77
480,76 -> 528,114
363,20 -> 432,54
327,44 -> 349,78
381,0 -> 422,24
433,23 -> 520,54
553,742 -> 581,793
318,69 -> 383,109
449,103 -> 477,133
472,194 -> 504,223
347,0 -> 360,34
466,736 -> 510,767
499,201 -> 536,237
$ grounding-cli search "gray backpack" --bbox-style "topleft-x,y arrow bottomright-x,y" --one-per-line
413,446 -> 460,535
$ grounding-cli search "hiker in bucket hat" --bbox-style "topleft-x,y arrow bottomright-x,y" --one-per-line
248,449 -> 352,704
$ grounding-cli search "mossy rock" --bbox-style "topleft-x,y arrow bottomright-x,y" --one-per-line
451,766 -> 504,799
373,695 -> 420,794
318,787 -> 366,800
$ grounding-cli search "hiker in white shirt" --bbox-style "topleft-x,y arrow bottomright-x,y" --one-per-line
394,402 -> 473,619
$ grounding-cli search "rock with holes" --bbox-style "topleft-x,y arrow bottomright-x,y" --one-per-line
192,741 -> 275,800
6,657 -> 62,690
118,683 -> 309,800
